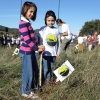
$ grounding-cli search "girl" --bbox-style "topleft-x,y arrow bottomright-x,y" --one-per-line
56,19 -> 72,52
77,32 -> 84,52
92,31 -> 98,49
38,10 -> 60,84
87,33 -> 93,51
19,1 -> 45,99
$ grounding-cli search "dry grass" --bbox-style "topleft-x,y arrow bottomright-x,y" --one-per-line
0,45 -> 100,100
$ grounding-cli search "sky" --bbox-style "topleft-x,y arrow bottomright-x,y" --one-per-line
0,0 -> 100,35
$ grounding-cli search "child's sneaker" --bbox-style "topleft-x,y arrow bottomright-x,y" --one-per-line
55,81 -> 60,85
54,78 -> 60,85
22,94 -> 29,98
22,92 -> 38,99
31,93 -> 39,99
30,92 -> 38,99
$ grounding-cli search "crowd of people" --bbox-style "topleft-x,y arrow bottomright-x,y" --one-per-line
0,33 -> 20,49
75,31 -> 99,52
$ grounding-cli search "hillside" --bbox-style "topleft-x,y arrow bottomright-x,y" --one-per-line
0,25 -> 39,35
0,45 -> 100,100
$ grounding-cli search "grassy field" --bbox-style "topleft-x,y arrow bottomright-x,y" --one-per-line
0,45 -> 100,100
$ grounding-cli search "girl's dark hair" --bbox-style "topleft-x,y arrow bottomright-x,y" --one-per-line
79,32 -> 83,36
45,10 -> 56,25
21,1 -> 37,21
56,18 -> 63,23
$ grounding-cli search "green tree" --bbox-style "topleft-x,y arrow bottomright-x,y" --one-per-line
80,19 -> 100,35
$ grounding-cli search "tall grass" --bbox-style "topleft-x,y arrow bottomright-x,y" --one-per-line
0,45 -> 100,100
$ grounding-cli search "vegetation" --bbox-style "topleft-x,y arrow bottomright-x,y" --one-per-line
0,25 -> 39,35
0,25 -> 19,35
0,45 -> 100,100
1,19 -> 100,35
0,19 -> 100,99
80,19 -> 100,34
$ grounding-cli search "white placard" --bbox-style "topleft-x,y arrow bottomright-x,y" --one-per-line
13,48 -> 19,55
53,60 -> 75,82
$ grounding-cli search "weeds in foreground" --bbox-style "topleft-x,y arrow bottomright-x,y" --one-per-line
0,46 -> 100,100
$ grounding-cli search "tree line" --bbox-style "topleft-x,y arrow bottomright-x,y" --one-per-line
1,19 -> 100,35
0,25 -> 39,35
80,19 -> 100,34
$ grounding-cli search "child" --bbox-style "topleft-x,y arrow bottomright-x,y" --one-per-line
92,31 -> 98,49
19,1 -> 45,99
97,32 -> 100,45
83,34 -> 87,47
75,32 -> 84,52
38,10 -> 60,84
87,33 -> 93,51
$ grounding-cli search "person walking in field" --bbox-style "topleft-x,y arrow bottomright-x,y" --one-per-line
92,31 -> 98,49
77,32 -> 84,52
87,33 -> 93,51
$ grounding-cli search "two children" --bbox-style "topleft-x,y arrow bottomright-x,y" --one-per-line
18,1 -> 62,99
